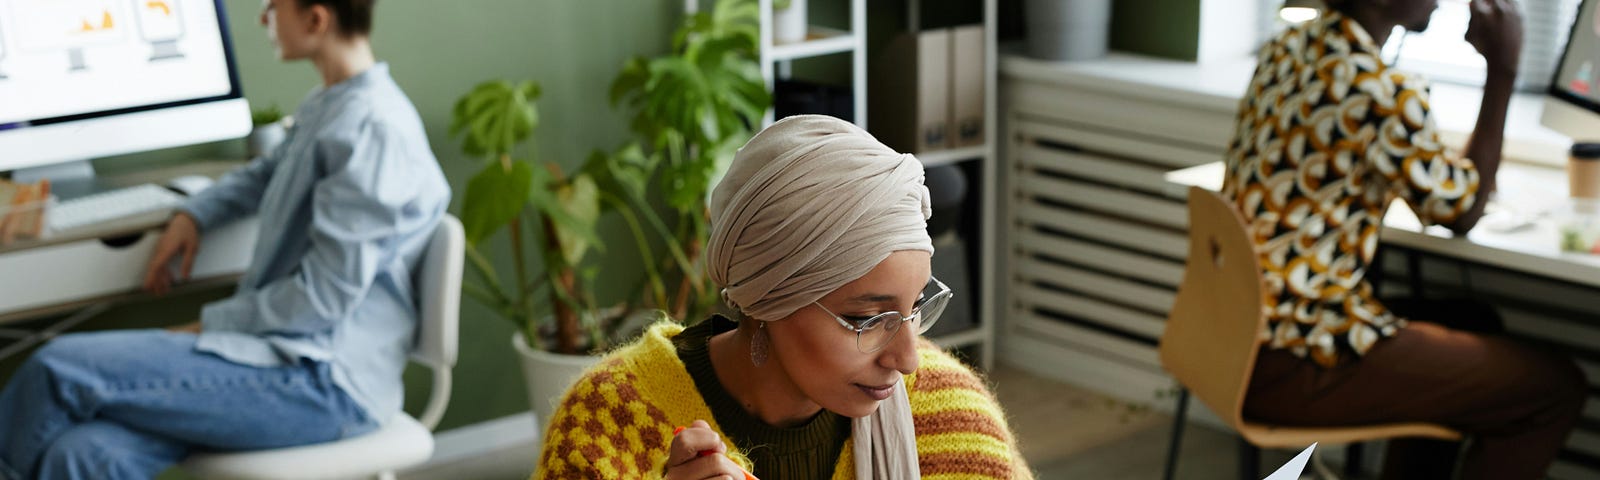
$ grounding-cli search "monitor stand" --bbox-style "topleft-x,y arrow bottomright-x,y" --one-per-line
11,160 -> 101,201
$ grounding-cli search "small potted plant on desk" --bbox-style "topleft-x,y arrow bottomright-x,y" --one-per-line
772,0 -> 806,44
247,103 -> 288,158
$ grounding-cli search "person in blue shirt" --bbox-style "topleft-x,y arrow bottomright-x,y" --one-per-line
0,0 -> 450,478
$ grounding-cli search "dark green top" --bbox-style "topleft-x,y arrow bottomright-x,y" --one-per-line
673,316 -> 851,480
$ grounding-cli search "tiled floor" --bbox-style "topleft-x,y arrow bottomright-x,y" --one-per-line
989,366 -> 1303,479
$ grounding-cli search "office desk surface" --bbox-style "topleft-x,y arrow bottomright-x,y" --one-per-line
0,160 -> 253,323
0,161 -> 242,254
1165,161 -> 1600,289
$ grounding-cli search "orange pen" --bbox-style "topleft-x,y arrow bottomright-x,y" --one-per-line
672,426 -> 760,480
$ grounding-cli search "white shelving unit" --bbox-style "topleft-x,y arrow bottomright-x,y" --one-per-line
916,145 -> 988,169
754,0 -> 866,126
685,0 -> 999,369
768,26 -> 857,61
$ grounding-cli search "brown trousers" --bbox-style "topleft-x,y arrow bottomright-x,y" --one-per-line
1243,300 -> 1587,480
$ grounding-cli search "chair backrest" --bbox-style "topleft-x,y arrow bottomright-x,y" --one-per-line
414,214 -> 464,368
411,214 -> 463,430
1158,187 -> 1268,430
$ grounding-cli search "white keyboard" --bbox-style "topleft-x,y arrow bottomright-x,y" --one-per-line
48,184 -> 185,233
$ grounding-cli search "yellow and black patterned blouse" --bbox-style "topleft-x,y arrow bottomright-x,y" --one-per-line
1222,11 -> 1480,367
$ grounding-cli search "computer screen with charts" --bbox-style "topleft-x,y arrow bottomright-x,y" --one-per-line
1547,0 -> 1600,140
0,0 -> 248,173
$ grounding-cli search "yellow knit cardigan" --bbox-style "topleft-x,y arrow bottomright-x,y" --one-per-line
534,322 -> 1032,479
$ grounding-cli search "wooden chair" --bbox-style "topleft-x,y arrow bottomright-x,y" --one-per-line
1157,187 -> 1460,480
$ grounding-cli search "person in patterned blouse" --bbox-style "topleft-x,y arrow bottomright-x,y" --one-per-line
1225,1 -> 1585,478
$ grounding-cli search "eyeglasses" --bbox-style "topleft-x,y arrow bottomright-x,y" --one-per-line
812,276 -> 953,353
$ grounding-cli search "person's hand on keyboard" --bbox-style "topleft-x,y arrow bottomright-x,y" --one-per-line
143,212 -> 201,296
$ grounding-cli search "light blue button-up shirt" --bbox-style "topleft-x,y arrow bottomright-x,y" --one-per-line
180,63 -> 450,422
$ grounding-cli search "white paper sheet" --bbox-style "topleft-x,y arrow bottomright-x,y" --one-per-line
1263,443 -> 1316,480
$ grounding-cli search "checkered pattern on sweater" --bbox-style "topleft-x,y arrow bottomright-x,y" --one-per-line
534,322 -> 1032,479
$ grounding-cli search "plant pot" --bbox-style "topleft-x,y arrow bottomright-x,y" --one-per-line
512,333 -> 601,425
774,0 -> 807,45
246,121 -> 287,158
1024,0 -> 1111,61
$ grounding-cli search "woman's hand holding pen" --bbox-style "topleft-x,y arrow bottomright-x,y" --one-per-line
664,420 -> 758,480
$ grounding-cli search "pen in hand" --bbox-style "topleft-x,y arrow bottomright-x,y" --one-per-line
671,424 -> 759,480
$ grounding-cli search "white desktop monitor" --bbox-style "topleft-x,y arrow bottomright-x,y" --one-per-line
0,0 -> 249,174
1547,0 -> 1600,142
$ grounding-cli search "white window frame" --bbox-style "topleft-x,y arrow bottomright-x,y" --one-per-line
1259,0 -> 1582,92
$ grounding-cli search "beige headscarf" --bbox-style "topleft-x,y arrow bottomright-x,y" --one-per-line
707,115 -> 928,479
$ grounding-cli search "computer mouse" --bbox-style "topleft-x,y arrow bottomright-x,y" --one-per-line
165,175 -> 215,196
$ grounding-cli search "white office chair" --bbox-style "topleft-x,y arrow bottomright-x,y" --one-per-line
183,215 -> 465,480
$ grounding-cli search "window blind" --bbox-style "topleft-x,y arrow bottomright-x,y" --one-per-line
1258,0 -> 1582,92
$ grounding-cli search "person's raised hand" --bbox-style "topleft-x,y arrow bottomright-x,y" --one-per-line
1466,0 -> 1524,77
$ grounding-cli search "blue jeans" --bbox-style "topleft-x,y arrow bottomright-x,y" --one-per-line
0,330 -> 378,480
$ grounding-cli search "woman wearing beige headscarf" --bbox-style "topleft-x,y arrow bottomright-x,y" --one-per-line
535,115 -> 1030,480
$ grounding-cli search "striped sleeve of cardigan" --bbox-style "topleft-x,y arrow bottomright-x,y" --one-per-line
907,343 -> 1035,479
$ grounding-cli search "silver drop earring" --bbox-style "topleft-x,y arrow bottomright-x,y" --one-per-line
750,320 -> 769,367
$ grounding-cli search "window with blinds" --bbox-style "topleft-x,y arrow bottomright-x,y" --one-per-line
1257,0 -> 1583,92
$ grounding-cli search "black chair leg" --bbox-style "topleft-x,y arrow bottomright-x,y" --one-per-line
1238,436 -> 1260,480
1163,388 -> 1190,480
1346,442 -> 1365,478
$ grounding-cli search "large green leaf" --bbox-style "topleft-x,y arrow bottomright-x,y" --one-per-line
581,144 -> 652,207
553,174 -> 602,266
610,58 -> 649,108
526,166 -> 604,265
461,160 -> 534,245
449,80 -> 542,158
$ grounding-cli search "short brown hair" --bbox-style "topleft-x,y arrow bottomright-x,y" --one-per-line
295,0 -> 375,36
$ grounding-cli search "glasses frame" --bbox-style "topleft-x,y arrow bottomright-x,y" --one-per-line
812,276 -> 953,353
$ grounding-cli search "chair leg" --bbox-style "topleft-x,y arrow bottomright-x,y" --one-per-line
1345,442 -> 1364,478
1238,436 -> 1260,480
1163,388 -> 1190,480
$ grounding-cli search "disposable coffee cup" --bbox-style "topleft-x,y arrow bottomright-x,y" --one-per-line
1569,143 -> 1600,199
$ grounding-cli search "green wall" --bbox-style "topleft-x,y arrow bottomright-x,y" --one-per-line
35,0 -> 684,434
1109,0 -> 1202,61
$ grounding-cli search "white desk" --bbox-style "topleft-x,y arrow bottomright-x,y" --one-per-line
1164,161 -> 1600,289
0,161 -> 257,324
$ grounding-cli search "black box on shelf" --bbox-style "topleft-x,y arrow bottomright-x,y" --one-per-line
925,164 -> 975,338
927,233 -> 975,338
774,79 -> 854,123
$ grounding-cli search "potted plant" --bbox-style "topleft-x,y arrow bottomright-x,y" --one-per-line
449,79 -> 677,421
246,103 -> 287,158
449,0 -> 769,422
772,0 -> 806,44
608,0 -> 770,322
